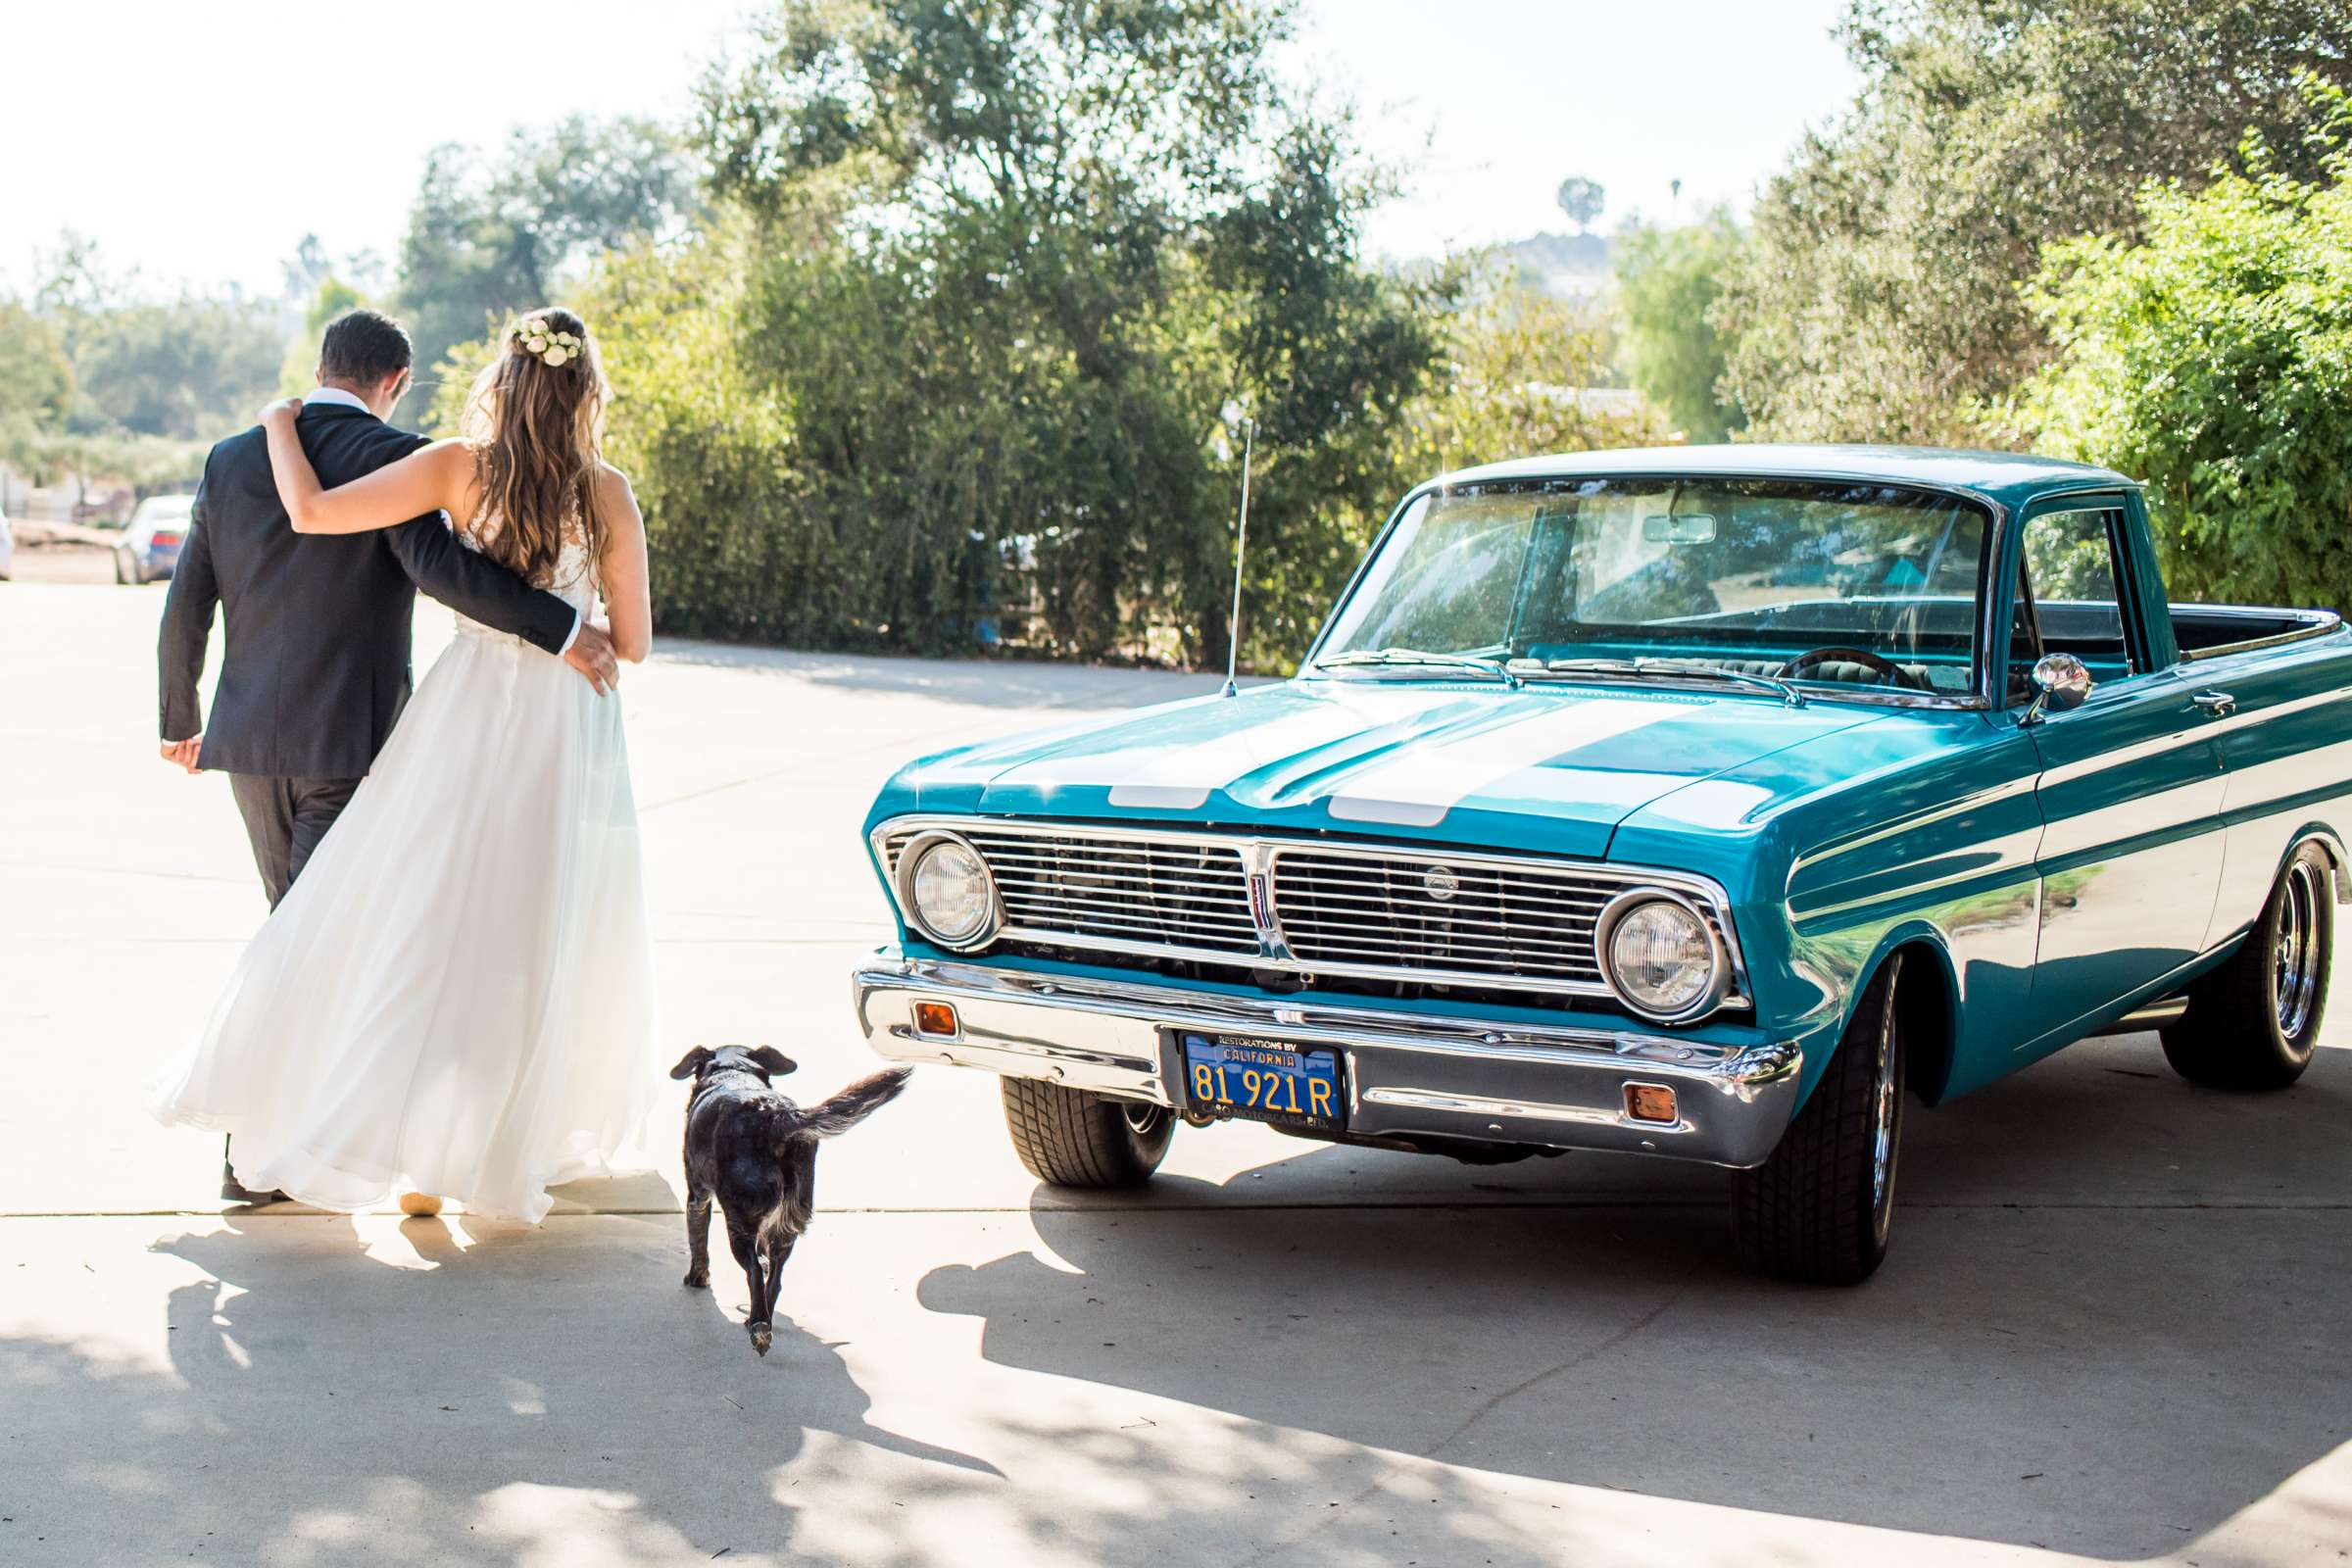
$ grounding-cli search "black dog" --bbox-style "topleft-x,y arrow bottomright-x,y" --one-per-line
671,1046 -> 912,1355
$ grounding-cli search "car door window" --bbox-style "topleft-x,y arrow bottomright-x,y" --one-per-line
2009,508 -> 2134,704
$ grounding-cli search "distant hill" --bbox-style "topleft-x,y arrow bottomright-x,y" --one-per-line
1493,230 -> 1613,297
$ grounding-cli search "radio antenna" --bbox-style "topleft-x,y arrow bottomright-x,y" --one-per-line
1222,416 -> 1253,699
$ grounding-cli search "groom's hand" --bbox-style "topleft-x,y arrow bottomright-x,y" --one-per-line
564,622 -> 620,696
160,736 -> 203,773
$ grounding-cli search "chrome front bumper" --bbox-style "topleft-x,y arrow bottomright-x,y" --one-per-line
851,952 -> 1802,1167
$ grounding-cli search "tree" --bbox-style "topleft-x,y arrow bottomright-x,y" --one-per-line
14,426 -> 203,508
1614,208 -> 1745,443
532,222 -> 808,643
276,274 -> 372,396
1555,175 -> 1605,234
689,0 -> 1442,667
1717,0 -> 2352,443
283,232 -> 387,318
0,301 -> 76,480
0,301 -> 74,428
2005,88 -> 2352,612
1399,267 -> 1672,476
0,237 -> 258,499
394,116 -> 699,424
15,235 -> 283,442
282,233 -> 335,306
72,299 -> 284,440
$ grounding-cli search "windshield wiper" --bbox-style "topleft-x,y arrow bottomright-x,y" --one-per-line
1513,656 -> 1805,708
1316,647 -> 1521,688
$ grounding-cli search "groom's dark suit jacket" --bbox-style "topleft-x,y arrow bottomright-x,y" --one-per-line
158,401 -> 578,779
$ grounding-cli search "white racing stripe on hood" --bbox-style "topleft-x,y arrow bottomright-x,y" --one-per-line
1327,698 -> 1674,827
1102,688 -> 1462,809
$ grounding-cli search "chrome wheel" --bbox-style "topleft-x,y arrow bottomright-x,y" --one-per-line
1872,1044 -> 1890,1241
1868,958 -> 1901,1239
1121,1102 -> 1170,1140
2275,858 -> 2323,1038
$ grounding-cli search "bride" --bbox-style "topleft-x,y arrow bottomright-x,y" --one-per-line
151,308 -> 661,1223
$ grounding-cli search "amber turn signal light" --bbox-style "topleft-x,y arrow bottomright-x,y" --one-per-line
911,1001 -> 959,1038
1623,1083 -> 1679,1124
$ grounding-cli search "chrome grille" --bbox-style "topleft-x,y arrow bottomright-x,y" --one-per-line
1270,849 -> 1608,986
883,827 -> 1258,956
874,817 -> 1745,1011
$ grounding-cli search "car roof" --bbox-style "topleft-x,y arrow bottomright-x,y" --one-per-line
1431,443 -> 2137,512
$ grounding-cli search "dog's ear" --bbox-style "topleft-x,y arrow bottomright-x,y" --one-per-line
749,1047 -> 798,1078
669,1047 -> 715,1081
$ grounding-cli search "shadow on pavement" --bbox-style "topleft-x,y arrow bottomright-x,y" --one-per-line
917,1042 -> 2352,1560
546,1167 -> 683,1212
7,1042 -> 2346,1563
1,1213 -> 1601,1568
3,1214 -> 998,1566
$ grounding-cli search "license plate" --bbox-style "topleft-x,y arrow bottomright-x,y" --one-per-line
1178,1033 -> 1345,1131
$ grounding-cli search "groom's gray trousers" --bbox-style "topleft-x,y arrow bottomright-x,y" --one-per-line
219,772 -> 359,1192
227,774 -> 362,909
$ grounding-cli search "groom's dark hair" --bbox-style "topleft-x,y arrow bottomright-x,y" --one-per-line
318,309 -> 414,387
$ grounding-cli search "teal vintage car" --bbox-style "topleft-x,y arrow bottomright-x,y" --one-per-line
852,446 -> 2350,1282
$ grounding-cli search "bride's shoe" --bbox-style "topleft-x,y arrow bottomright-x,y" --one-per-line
398,1193 -> 444,1217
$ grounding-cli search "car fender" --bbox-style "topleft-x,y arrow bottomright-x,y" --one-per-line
2277,825 -> 2352,904
1821,922 -> 1960,1108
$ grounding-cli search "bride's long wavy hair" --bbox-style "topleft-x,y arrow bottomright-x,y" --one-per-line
459,306 -> 608,588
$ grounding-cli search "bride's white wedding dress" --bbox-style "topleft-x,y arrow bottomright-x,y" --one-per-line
151,518 -> 660,1222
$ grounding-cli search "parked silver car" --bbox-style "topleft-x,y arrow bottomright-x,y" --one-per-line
116,495 -> 197,584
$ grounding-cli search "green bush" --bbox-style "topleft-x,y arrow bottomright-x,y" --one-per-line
1717,0 -> 2352,444
651,0 -> 1445,669
587,233 -> 807,643
1614,211 -> 1744,444
413,4 -> 1687,669
2006,87 -> 2352,612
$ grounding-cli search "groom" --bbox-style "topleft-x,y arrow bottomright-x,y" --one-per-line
156,308 -> 618,1202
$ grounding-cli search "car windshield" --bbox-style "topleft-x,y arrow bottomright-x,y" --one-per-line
1317,477 -> 1991,697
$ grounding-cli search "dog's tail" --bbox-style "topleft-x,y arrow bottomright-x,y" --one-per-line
784,1066 -> 914,1142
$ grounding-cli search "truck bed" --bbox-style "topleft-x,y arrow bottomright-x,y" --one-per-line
2173,603 -> 2342,657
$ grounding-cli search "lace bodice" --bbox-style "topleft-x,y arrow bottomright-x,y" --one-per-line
453,514 -> 599,639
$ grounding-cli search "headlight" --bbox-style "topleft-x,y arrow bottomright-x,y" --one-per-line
1598,891 -> 1725,1022
899,832 -> 999,949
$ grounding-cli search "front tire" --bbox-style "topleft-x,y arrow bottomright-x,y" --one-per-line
115,549 -> 134,585
1001,1079 -> 1174,1188
1732,953 -> 1906,1285
2161,845 -> 2333,1090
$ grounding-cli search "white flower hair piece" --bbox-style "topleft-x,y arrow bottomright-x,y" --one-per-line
513,317 -> 586,368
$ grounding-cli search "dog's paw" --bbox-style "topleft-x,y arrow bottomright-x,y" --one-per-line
749,1320 -> 773,1356
682,1266 -> 709,1290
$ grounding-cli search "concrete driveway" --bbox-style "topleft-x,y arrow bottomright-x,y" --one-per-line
4,583 -> 2349,1566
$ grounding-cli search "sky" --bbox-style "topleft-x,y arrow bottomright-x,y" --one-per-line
0,0 -> 1858,300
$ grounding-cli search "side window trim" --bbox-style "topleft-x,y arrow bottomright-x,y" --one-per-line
2103,505 -> 2159,675
2015,548 -> 2045,665
2011,499 -> 2143,708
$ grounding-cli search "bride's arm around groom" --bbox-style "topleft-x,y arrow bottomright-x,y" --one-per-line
257,398 -> 651,666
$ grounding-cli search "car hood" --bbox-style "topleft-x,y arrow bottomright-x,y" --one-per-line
887,678 -> 1886,858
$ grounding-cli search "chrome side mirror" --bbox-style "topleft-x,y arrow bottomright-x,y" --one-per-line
2024,652 -> 2093,723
